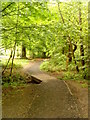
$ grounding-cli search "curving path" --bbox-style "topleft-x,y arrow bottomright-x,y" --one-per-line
2,61 -> 83,118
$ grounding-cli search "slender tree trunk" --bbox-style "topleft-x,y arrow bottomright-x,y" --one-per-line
58,3 -> 64,23
58,3 -> 72,63
42,52 -> 46,58
10,2 -> 19,76
68,44 -> 72,62
2,49 -> 13,75
58,2 -> 79,72
22,43 -> 26,58
79,4 -> 85,71
10,42 -> 16,76
62,47 -> 64,54
69,38 -> 79,72
16,46 -> 19,57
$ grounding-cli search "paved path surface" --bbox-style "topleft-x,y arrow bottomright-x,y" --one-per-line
3,61 -> 82,118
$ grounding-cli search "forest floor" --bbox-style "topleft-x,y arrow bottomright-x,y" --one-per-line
2,59 -> 88,118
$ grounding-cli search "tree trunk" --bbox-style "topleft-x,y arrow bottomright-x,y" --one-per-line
80,44 -> 85,67
22,43 -> 26,58
10,42 -> 16,76
62,47 -> 64,54
57,2 -> 72,66
70,40 -> 79,72
68,44 -> 72,62
79,4 -> 85,71
68,36 -> 79,72
10,2 -> 19,77
42,52 -> 46,58
2,49 -> 13,75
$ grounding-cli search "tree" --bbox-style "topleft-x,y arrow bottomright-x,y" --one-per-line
1,1 -> 88,79
57,2 -> 79,72
79,2 -> 85,70
21,42 -> 26,58
1,1 -> 52,75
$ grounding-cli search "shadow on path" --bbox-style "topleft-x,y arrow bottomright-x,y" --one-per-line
2,61 -> 86,118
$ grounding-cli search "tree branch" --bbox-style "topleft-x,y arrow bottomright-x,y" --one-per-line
0,3 -> 14,13
58,2 -> 64,23
2,6 -> 26,17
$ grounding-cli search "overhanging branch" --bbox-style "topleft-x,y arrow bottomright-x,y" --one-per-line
0,3 -> 14,13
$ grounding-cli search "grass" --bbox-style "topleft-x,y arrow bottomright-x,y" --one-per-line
40,59 -> 89,88
2,58 -> 30,69
55,71 -> 88,88
1,57 -> 89,88
1,58 -> 31,88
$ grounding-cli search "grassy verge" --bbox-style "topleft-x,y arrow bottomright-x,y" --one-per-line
40,59 -> 88,88
2,58 -> 30,68
1,58 -> 31,88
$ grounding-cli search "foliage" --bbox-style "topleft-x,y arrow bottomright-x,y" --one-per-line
40,54 -> 67,72
1,1 -> 88,81
2,58 -> 30,87
40,2 -> 88,80
2,58 -> 30,68
2,73 -> 26,87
